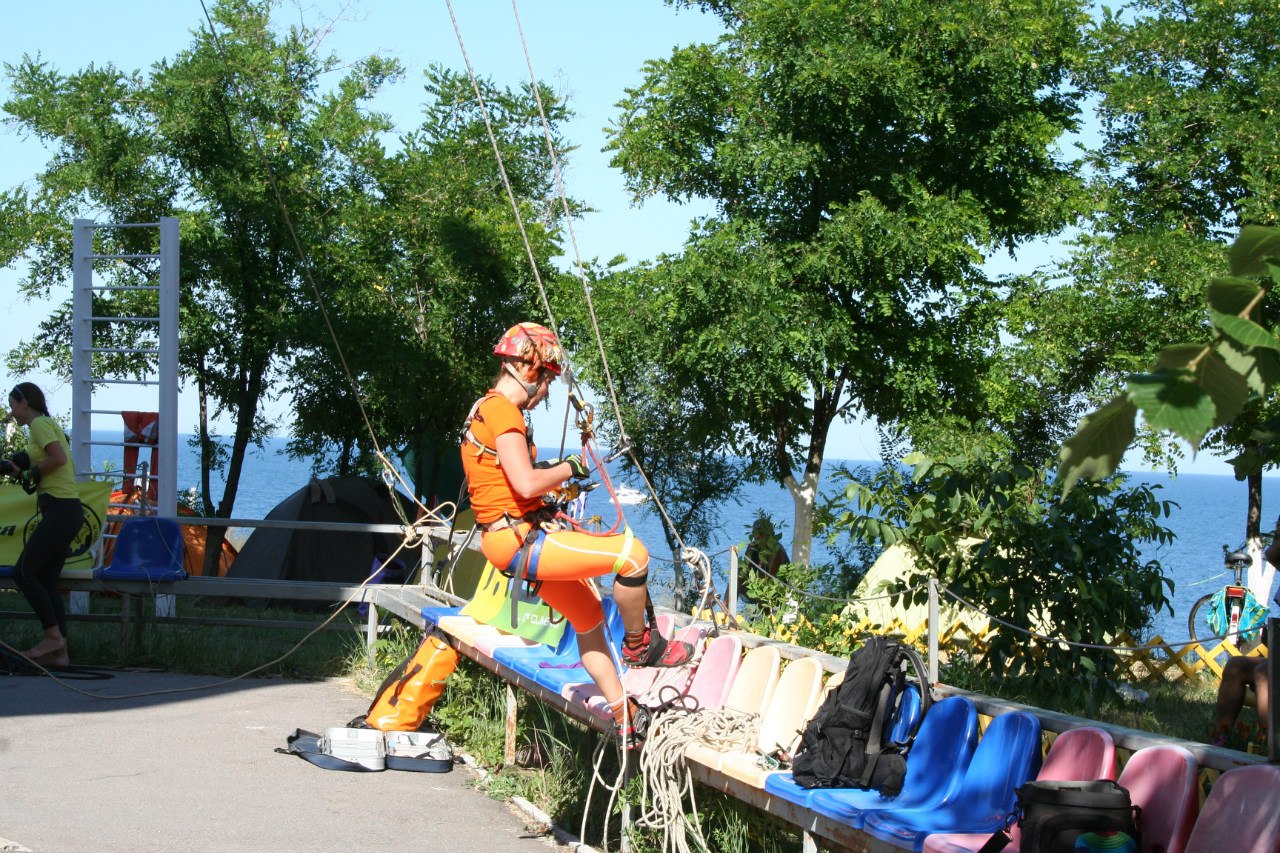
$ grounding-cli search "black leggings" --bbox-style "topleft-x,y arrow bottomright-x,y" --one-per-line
12,494 -> 83,636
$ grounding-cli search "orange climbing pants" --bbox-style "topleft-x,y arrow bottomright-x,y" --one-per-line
480,522 -> 649,631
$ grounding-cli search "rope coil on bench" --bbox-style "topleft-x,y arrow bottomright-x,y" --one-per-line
636,707 -> 761,853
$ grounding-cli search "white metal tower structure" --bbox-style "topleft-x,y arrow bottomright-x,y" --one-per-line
70,217 -> 180,519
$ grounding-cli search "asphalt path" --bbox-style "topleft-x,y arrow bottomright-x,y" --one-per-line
0,669 -> 567,853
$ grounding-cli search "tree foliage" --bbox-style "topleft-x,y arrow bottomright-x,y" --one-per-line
1,0 -> 399,550
831,452 -> 1175,707
1053,1 -> 1280,533
1060,228 -> 1280,488
1,1 -> 572,545
284,64 -> 570,503
602,0 -> 1088,562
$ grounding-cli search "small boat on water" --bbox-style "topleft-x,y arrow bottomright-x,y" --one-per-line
609,484 -> 649,505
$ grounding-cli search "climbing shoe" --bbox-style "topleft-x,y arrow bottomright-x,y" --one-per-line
614,720 -> 644,751
612,699 -> 652,751
621,627 -> 694,669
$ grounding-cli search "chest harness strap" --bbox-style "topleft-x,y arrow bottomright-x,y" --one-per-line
461,392 -> 535,466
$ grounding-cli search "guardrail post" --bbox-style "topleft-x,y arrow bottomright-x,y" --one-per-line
928,577 -> 940,685
366,598 -> 380,668
728,545 -> 739,618
504,682 -> 518,766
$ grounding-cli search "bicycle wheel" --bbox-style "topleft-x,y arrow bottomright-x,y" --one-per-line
1187,592 -> 1224,647
1182,589 -> 1233,648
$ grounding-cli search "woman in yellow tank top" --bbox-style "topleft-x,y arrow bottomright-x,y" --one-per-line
3,382 -> 82,667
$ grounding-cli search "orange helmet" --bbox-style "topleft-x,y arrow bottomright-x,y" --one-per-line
493,322 -> 565,376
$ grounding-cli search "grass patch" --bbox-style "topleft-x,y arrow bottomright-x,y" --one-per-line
938,651 -> 1235,746
0,588 -> 369,678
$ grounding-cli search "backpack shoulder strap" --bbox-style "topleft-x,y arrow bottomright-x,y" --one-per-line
858,642 -> 909,788
976,829 -> 1013,853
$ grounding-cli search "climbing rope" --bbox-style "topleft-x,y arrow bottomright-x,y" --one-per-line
196,0 -> 445,539
635,707 -> 761,853
939,585 -> 1260,653
444,0 -> 732,625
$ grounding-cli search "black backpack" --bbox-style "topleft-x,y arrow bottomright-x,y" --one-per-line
790,636 -> 928,796
978,780 -> 1141,853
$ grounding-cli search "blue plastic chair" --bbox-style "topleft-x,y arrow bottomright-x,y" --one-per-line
765,695 -> 979,820
861,710 -> 1043,852
421,605 -> 462,628
94,517 -> 187,582
522,599 -> 629,693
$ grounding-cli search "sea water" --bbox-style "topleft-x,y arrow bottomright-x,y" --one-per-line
89,431 -> 1280,644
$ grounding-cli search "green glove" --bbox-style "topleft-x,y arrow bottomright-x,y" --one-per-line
18,466 -> 40,494
564,454 -> 590,480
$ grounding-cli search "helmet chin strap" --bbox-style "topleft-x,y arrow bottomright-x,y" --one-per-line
504,362 -> 541,399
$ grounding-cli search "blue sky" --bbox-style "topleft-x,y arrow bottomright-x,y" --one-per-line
0,1 -> 1237,474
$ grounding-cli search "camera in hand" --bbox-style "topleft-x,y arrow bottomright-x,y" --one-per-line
0,451 -> 30,477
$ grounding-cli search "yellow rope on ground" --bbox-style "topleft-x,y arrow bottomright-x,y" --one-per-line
635,708 -> 760,853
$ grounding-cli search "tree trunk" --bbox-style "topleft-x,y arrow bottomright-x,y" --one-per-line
203,364 -> 264,577
778,384 -> 838,565
195,364 -> 225,578
196,358 -> 214,516
784,468 -> 818,565
1248,468 -> 1263,541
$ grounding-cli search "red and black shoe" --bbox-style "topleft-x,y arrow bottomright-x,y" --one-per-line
612,699 -> 652,751
614,720 -> 645,751
621,627 -> 694,669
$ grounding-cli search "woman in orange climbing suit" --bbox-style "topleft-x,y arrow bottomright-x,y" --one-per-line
461,322 -> 692,745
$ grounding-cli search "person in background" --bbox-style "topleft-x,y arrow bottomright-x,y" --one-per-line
1211,527 -> 1280,747
1211,654 -> 1269,746
740,515 -> 788,604
1,382 -> 81,667
460,323 -> 693,747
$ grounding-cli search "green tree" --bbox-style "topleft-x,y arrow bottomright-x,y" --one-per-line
1061,228 -> 1280,492
604,0 -> 1088,563
556,261 -> 750,606
0,0 -> 401,570
1057,0 -> 1280,534
832,452 -> 1175,707
285,65 -> 570,507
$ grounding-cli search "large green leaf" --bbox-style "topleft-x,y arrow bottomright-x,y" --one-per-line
1058,396 -> 1137,492
1154,343 -> 1207,370
1209,310 -> 1280,350
1206,275 -> 1262,317
1126,370 -> 1215,445
1228,226 -> 1280,277
1196,348 -> 1250,428
1214,338 -> 1280,395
